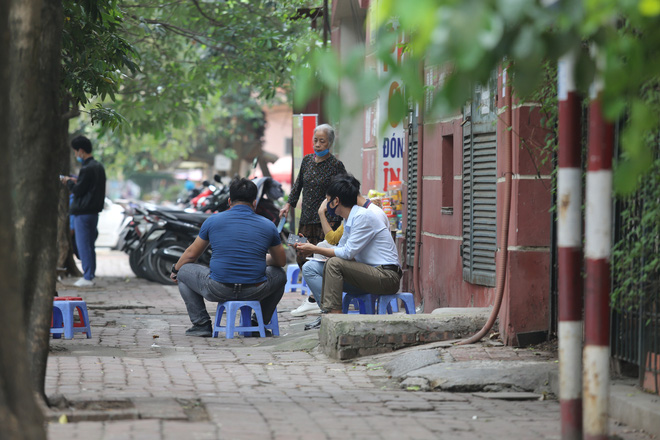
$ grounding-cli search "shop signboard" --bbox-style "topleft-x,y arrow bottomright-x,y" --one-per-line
375,17 -> 405,193
366,1 -> 405,192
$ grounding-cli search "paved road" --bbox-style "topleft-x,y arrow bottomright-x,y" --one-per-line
46,250 -> 652,439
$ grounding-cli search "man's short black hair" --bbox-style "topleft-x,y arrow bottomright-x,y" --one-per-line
71,135 -> 93,154
332,173 -> 361,192
229,177 -> 258,204
326,175 -> 358,207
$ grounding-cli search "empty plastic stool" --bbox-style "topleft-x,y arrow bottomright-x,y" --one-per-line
51,296 -> 92,339
341,292 -> 377,314
284,264 -> 307,295
376,292 -> 416,314
212,300 -> 279,339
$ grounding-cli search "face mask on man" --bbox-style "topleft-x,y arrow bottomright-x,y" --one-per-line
315,148 -> 330,157
326,198 -> 338,217
76,156 -> 84,164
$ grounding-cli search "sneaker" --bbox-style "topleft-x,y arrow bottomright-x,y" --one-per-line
185,323 -> 212,337
247,316 -> 272,338
290,297 -> 321,317
304,316 -> 322,330
73,278 -> 95,287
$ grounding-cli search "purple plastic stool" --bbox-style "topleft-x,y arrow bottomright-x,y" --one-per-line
341,292 -> 377,314
51,297 -> 92,339
376,292 -> 415,314
212,301 -> 279,339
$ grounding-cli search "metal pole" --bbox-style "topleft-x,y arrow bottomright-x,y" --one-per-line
583,53 -> 614,440
557,51 -> 584,440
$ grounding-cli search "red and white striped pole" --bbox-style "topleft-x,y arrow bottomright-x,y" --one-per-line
557,51 -> 583,440
583,57 -> 614,440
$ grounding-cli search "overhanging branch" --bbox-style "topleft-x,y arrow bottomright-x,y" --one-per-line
61,106 -> 80,121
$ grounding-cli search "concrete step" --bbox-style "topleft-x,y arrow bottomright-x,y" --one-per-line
319,308 -> 492,360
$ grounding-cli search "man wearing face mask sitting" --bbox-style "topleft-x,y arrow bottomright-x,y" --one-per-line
295,175 -> 402,330
300,174 -> 389,313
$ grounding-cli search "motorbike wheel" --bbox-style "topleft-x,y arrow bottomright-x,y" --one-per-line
146,239 -> 189,285
128,248 -> 152,280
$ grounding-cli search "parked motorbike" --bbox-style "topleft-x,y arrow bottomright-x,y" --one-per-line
119,203 -> 158,281
120,176 -> 290,285
141,209 -> 212,284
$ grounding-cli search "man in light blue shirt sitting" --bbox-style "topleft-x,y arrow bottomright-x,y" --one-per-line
296,176 -> 402,329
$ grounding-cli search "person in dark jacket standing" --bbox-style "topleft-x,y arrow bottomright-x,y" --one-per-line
60,136 -> 106,287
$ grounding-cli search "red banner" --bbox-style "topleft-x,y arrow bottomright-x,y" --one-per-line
302,114 -> 317,157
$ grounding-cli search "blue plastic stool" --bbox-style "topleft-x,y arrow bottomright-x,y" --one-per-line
212,301 -> 279,339
377,297 -> 400,313
284,264 -> 307,295
341,292 -> 377,314
376,292 -> 416,314
51,297 -> 92,339
342,292 -> 359,314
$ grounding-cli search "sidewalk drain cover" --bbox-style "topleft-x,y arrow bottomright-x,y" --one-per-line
48,399 -> 138,423
471,392 -> 540,401
70,400 -> 134,411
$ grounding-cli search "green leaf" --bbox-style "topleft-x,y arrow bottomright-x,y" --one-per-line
639,0 -> 660,16
387,83 -> 406,126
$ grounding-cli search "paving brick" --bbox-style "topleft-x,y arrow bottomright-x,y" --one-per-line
46,251 -> 653,440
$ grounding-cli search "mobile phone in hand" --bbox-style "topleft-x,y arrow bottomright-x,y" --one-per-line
287,235 -> 308,245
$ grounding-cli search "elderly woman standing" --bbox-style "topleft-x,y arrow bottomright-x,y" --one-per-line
279,124 -> 346,316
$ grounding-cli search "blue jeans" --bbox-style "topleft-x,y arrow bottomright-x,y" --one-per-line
74,214 -> 99,280
177,264 -> 286,326
301,260 -> 370,307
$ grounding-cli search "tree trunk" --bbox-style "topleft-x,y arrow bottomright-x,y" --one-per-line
1,0 -> 62,438
57,184 -> 83,278
7,0 -> 64,420
57,109 -> 82,279
0,4 -> 46,439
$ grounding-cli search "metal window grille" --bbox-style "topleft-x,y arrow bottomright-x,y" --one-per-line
462,78 -> 498,287
405,107 -> 419,267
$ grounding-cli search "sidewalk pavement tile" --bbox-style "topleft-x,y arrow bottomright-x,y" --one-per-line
47,251 -> 656,440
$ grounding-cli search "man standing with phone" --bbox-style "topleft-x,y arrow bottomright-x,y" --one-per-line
60,135 -> 106,287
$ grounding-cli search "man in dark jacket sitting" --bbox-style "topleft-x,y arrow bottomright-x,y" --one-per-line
60,135 -> 106,287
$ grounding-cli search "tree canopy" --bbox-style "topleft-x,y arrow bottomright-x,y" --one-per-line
64,0 -> 318,175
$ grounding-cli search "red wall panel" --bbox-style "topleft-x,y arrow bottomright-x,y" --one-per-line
500,249 -> 551,345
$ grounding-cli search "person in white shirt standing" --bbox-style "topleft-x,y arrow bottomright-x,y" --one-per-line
295,176 -> 402,329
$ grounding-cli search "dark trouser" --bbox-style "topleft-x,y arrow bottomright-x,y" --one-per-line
177,264 -> 286,326
320,257 -> 401,311
74,214 -> 99,280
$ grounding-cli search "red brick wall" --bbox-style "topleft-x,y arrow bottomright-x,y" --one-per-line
408,84 -> 552,345
496,98 -> 553,345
